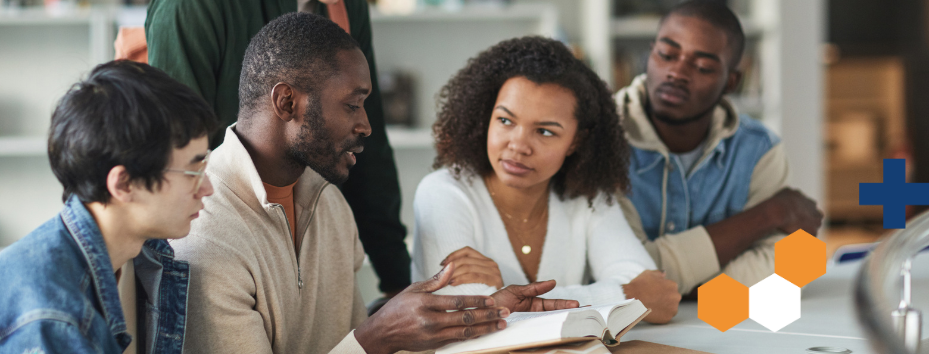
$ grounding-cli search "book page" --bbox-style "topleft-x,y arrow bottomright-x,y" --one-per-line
592,298 -> 636,320
436,312 -> 569,354
505,307 -> 590,324
436,300 -> 644,354
506,299 -> 637,327
604,300 -> 647,337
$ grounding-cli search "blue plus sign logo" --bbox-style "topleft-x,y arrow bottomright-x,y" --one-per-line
859,159 -> 929,229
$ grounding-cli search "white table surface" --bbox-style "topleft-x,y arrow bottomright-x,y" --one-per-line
620,253 -> 929,354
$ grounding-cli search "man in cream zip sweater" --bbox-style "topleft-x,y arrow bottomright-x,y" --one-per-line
616,1 -> 824,296
172,13 -> 579,354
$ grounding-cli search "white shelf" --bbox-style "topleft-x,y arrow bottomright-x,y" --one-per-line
371,3 -> 556,24
0,6 -> 100,25
610,16 -> 663,39
116,5 -> 147,27
0,5 -> 115,63
385,127 -> 433,149
0,137 -> 46,157
611,16 -> 764,39
0,5 -> 152,27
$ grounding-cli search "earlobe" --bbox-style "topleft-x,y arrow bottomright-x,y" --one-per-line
106,166 -> 134,203
566,131 -> 585,156
567,143 -> 578,157
725,70 -> 743,94
270,82 -> 297,122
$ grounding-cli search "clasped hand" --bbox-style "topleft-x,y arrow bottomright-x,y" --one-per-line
441,246 -> 504,289
622,270 -> 681,324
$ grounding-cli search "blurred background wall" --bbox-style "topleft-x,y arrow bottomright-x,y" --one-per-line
6,0 -> 918,302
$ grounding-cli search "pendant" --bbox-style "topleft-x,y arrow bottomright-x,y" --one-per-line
521,245 -> 532,254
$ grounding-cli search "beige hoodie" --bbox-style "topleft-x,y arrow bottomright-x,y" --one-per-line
172,125 -> 367,354
615,75 -> 790,294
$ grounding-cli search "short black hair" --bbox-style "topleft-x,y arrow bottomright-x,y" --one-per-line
433,36 -> 631,205
238,12 -> 359,117
662,0 -> 745,69
48,60 -> 219,203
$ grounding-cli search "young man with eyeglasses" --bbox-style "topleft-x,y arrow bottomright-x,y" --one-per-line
0,60 -> 218,353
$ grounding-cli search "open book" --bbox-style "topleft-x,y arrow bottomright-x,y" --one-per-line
436,299 -> 651,354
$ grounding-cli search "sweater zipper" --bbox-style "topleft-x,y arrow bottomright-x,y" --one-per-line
273,204 -> 303,289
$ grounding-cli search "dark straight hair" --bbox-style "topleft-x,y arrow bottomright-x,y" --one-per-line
48,60 -> 219,203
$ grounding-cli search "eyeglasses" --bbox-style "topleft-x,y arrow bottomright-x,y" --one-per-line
164,149 -> 211,193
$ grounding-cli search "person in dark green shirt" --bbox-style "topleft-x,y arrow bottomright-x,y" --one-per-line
145,0 -> 411,301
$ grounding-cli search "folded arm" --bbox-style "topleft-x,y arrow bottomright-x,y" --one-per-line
621,143 -> 822,295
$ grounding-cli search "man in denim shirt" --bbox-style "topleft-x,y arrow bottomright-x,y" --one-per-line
616,1 -> 824,296
0,61 -> 218,353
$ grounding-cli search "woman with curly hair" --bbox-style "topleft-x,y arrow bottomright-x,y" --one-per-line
411,37 -> 680,323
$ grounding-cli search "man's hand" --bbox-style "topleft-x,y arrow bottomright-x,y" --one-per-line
622,270 -> 681,324
491,280 -> 580,312
706,187 -> 824,268
768,188 -> 823,236
354,263 -> 509,354
441,246 -> 504,289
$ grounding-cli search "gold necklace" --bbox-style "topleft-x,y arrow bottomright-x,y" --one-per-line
486,179 -> 548,255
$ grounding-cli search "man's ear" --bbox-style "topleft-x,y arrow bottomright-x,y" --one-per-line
723,69 -> 743,94
271,82 -> 298,122
106,165 -> 134,204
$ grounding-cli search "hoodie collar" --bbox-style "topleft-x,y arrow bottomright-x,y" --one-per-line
615,74 -> 741,160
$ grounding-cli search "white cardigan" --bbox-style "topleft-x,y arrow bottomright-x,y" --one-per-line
411,169 -> 657,306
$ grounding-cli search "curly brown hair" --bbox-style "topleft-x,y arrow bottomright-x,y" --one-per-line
433,36 -> 631,204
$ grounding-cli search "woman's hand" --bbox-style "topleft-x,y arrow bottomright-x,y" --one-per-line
622,270 -> 681,324
441,246 -> 504,289
491,280 -> 579,312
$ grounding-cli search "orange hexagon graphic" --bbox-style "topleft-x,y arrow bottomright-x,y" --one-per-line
698,274 -> 749,332
775,229 -> 826,287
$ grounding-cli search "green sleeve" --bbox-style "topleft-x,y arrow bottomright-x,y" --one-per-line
145,0 -> 223,109
145,0 -> 292,147
339,0 -> 412,294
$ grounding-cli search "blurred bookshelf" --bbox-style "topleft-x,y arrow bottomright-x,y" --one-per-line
0,1 -> 566,246
0,0 -> 826,250
825,57 -> 906,222
0,5 -> 124,245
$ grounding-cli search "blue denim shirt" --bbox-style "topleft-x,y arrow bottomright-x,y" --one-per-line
0,196 -> 189,354
627,115 -> 780,241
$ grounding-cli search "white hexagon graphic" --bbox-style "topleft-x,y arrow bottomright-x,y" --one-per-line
749,274 -> 801,332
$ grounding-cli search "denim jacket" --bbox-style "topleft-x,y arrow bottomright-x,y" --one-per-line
0,196 -> 189,354
626,113 -> 779,241
615,75 -> 790,294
